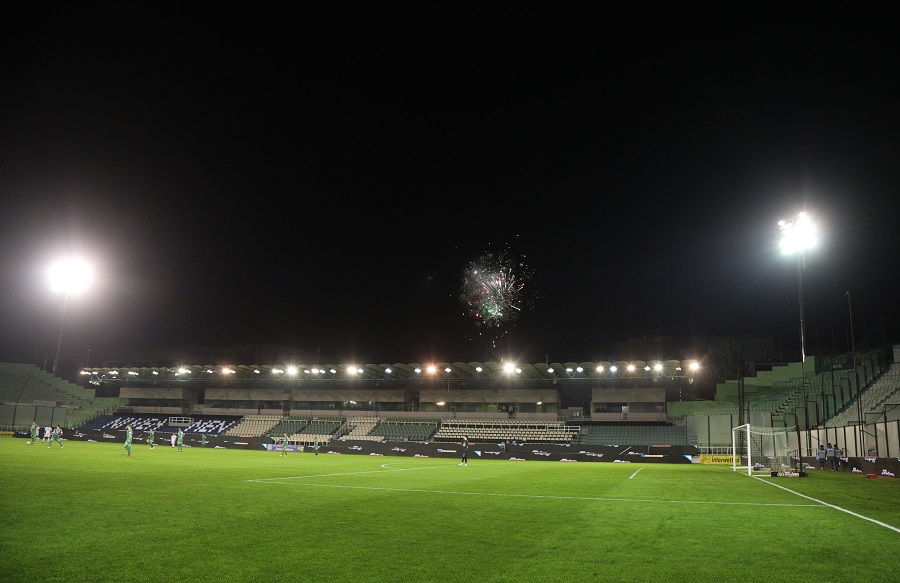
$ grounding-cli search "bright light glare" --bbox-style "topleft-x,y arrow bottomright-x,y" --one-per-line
48,259 -> 93,294
779,212 -> 816,254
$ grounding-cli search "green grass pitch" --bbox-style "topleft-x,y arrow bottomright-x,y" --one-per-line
1,438 -> 898,583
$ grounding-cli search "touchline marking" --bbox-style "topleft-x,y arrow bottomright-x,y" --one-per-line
753,476 -> 900,533
629,468 -> 643,479
249,481 -> 822,507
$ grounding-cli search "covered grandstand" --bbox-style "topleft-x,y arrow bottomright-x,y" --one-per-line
3,343 -> 899,461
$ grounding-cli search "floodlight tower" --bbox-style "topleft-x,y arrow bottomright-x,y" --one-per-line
49,259 -> 93,374
778,212 -> 816,365
846,291 -> 866,455
779,212 -> 815,468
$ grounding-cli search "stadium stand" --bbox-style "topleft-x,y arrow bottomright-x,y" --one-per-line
578,423 -> 689,446
226,414 -> 281,437
827,362 -> 900,427
433,420 -> 580,444
81,413 -> 240,435
0,363 -> 119,428
341,417 -> 383,441
294,418 -> 343,444
375,419 -> 439,442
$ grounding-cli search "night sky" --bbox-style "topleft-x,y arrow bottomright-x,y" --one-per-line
2,6 -> 899,366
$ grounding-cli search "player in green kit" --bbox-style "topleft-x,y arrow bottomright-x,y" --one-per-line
49,425 -> 63,448
29,422 -> 39,444
281,433 -> 289,456
177,428 -> 184,452
148,428 -> 155,449
200,434 -> 207,448
124,424 -> 133,457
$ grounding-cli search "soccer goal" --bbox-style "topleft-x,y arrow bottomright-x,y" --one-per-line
731,424 -> 794,476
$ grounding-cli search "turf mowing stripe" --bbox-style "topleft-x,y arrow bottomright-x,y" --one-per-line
248,464 -> 454,481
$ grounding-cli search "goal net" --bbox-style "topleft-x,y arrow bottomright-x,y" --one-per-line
731,424 -> 794,476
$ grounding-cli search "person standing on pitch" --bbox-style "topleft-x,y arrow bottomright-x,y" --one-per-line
29,422 -> 39,444
281,433 -> 289,457
170,432 -> 176,448
124,424 -> 133,457
177,428 -> 184,452
148,428 -> 155,449
314,437 -> 320,455
817,444 -> 826,470
43,425 -> 52,444
833,444 -> 843,471
200,434 -> 207,448
49,425 -> 63,448
825,443 -> 836,471
459,436 -> 469,466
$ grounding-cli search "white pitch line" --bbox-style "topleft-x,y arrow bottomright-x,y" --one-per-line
752,476 -> 900,533
249,480 -> 823,507
628,467 -> 644,479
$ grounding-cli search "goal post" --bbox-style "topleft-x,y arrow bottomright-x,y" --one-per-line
731,424 -> 794,476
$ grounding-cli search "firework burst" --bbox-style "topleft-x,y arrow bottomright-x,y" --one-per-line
460,250 -> 537,342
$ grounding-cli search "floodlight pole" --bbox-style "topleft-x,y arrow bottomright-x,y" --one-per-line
847,292 -> 865,456
52,292 -> 70,374
780,214 -> 814,471
796,250 -> 807,365
797,247 -> 809,472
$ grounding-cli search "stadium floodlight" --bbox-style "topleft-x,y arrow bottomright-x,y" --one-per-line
48,258 -> 93,374
779,212 -> 816,465
779,212 -> 816,363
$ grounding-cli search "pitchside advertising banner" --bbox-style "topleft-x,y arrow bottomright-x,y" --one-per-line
700,455 -> 734,465
265,443 -> 306,452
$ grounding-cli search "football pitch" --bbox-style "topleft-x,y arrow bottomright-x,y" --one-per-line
1,438 -> 898,583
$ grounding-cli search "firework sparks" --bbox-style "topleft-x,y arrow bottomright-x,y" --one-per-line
461,250 -> 536,341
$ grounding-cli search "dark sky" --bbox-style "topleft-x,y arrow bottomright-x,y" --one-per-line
2,5 -> 899,365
